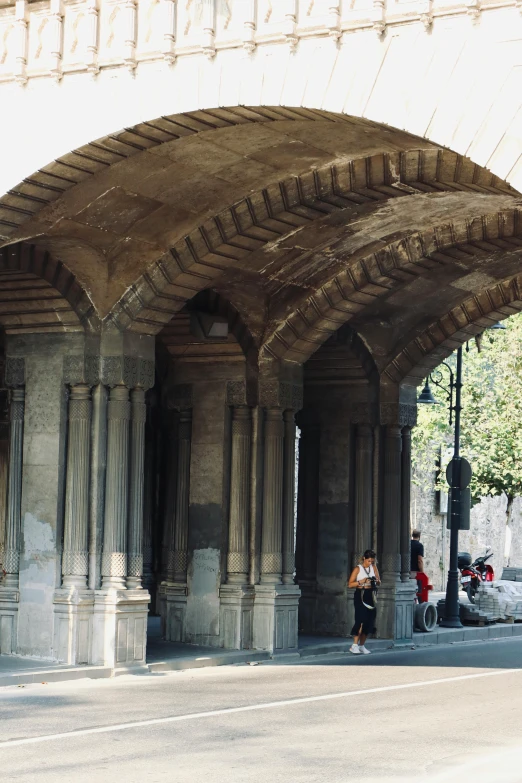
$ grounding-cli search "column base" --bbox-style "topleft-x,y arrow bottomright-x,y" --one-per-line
253,584 -> 301,653
314,588 -> 353,637
0,586 -> 19,655
297,579 -> 317,634
160,582 -> 187,643
376,579 -> 416,642
53,586 -> 94,664
92,588 -> 150,667
219,584 -> 254,650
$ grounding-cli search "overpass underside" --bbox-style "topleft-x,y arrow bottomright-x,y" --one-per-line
0,109 -> 521,665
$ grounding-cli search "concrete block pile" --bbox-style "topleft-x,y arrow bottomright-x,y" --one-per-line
476,581 -> 522,621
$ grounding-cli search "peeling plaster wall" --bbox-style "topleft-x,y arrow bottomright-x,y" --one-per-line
13,334 -> 81,658
183,365 -> 237,647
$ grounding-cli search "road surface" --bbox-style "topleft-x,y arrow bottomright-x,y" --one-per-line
2,637 -> 522,783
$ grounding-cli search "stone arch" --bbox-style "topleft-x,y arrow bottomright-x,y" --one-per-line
304,323 -> 379,388
0,243 -> 98,333
262,206 -> 522,365
105,148 -> 516,335
156,289 -> 257,368
382,275 -> 522,387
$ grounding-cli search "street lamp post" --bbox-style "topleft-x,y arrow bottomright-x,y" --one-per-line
443,345 -> 463,627
418,346 -> 464,627
418,324 -> 506,626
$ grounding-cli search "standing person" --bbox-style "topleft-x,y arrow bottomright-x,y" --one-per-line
410,529 -> 424,574
348,549 -> 380,655
410,529 -> 424,599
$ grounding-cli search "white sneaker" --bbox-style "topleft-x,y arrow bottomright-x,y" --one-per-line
349,643 -> 361,655
359,645 -> 371,655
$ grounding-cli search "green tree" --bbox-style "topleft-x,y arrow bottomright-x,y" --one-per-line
412,313 -> 522,559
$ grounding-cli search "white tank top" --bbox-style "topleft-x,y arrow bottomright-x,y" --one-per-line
357,564 -> 375,582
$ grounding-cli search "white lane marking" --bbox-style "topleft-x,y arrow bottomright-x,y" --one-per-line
1,667 -> 520,749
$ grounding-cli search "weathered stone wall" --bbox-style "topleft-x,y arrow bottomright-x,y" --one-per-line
412,445 -> 522,591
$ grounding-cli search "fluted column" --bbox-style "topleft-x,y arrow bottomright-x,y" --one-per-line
0,419 -> 9,573
226,406 -> 251,584
62,384 -> 91,588
171,409 -> 191,583
88,384 -> 107,591
3,388 -> 25,587
161,411 -> 177,580
295,415 -> 320,586
101,385 -> 130,589
382,426 -> 403,583
260,408 -> 284,584
353,424 -> 373,566
127,388 -> 146,589
142,409 -> 155,593
401,426 -> 412,582
282,410 -> 296,585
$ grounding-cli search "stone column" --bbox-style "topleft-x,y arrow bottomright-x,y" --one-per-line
62,384 -> 91,588
142,407 -> 155,596
382,425 -> 403,583
221,403 -> 255,650
0,434 -> 8,572
88,383 -> 107,591
161,405 -> 191,645
295,413 -> 320,632
401,426 -> 412,582
171,409 -> 191,583
160,410 -> 177,582
226,406 -> 251,584
127,388 -> 146,590
101,385 -> 130,589
254,378 -> 301,654
377,416 -> 415,643
3,388 -> 25,588
260,408 -> 284,584
92,349 -> 153,669
353,423 -> 373,566
282,410 -> 296,585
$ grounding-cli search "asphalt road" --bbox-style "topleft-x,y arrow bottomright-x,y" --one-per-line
2,638 -> 522,783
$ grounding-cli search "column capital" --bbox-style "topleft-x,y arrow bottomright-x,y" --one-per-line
380,402 -> 417,428
63,354 -> 155,389
5,357 -> 25,388
226,380 -> 256,407
350,402 -> 376,426
259,380 -> 303,411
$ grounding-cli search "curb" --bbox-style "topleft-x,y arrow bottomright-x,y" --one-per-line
148,650 -> 270,672
0,665 -> 112,688
2,624 -> 522,687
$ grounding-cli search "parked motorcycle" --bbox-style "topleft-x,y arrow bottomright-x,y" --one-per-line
458,549 -> 494,603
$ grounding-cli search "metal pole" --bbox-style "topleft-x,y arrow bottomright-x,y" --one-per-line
441,346 -> 463,628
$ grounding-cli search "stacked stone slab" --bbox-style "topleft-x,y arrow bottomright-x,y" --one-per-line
476,582 -> 522,621
501,568 -> 522,582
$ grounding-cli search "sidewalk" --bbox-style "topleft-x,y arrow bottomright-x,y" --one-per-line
2,614 -> 522,688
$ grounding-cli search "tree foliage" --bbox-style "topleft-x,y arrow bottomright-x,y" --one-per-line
412,312 -> 522,505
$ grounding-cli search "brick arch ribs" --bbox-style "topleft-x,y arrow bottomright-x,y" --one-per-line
0,243 -> 98,333
262,208 -> 522,364
383,275 -> 522,387
108,148 -> 515,336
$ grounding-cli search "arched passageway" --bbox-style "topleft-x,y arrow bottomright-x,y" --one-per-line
0,107 -> 521,663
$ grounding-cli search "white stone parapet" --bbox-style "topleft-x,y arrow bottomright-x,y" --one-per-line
0,0 -> 518,87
